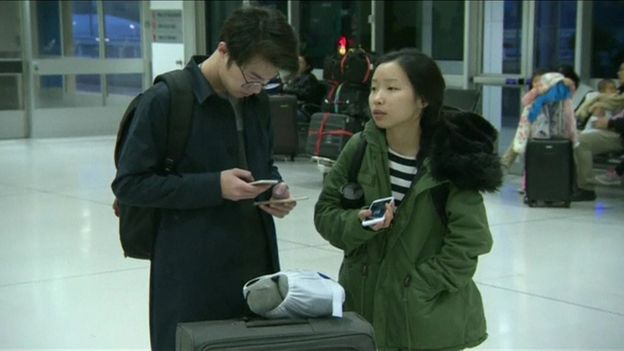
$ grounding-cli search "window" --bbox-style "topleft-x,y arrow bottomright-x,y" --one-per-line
384,1 -> 422,52
534,1 -> 576,71
103,1 -> 141,59
432,1 -> 464,61
591,0 -> 624,78
71,0 -> 100,58
299,1 -> 371,68
206,1 -> 242,52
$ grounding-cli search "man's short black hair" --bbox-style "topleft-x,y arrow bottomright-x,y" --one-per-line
220,6 -> 299,74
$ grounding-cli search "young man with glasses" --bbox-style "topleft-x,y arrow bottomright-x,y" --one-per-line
112,6 -> 299,350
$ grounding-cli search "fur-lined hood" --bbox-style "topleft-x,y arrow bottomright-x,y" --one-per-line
429,110 -> 503,193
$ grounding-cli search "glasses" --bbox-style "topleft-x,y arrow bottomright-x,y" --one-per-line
238,65 -> 281,91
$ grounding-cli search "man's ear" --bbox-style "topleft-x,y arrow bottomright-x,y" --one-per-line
217,41 -> 232,66
217,41 -> 228,54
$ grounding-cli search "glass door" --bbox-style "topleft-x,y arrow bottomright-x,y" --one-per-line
474,0 -> 527,171
0,1 -> 26,139
27,0 -> 148,138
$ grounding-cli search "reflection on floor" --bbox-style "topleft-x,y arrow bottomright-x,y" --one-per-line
0,136 -> 623,349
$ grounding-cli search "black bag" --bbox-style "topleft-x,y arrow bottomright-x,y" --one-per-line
321,82 -> 370,120
306,112 -> 363,159
268,94 -> 299,160
322,54 -> 343,82
340,48 -> 373,85
525,138 -> 573,207
176,312 -> 376,351
113,69 -> 194,259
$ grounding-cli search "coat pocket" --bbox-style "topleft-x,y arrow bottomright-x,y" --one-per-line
388,275 -> 467,350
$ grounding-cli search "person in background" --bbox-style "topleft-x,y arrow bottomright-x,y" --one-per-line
112,6 -> 299,350
314,48 -> 502,350
577,78 -> 618,132
500,70 -> 545,170
283,54 -> 323,121
573,92 -> 624,196
598,78 -> 618,95
558,64 -> 594,111
591,112 -> 624,186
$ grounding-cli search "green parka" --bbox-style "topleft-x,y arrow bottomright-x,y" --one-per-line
314,114 -> 502,350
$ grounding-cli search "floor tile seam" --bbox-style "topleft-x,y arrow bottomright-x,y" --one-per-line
0,266 -> 149,289
487,211 -> 623,228
476,281 -> 624,318
7,187 -> 114,207
279,240 -> 337,251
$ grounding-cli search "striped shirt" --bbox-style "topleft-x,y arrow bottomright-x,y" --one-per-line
388,148 -> 418,207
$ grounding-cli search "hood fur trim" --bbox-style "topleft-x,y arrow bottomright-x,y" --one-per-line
430,111 -> 503,192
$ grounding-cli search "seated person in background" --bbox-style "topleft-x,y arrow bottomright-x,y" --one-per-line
558,64 -> 594,111
578,79 -> 618,132
283,55 -> 323,121
593,114 -> 624,186
573,94 -> 624,200
500,71 -> 576,171
598,78 -> 618,95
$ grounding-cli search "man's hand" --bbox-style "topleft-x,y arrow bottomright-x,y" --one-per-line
220,168 -> 272,201
259,182 -> 296,218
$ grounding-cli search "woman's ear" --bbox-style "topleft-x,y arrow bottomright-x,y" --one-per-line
419,97 -> 429,109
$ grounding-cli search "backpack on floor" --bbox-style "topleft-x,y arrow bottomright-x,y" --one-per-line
112,69 -> 194,260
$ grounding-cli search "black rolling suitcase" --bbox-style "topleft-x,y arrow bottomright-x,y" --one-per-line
305,112 -> 361,159
176,312 -> 376,351
268,94 -> 299,160
525,138 -> 573,207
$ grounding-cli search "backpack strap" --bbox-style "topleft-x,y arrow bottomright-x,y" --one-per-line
154,69 -> 194,172
348,134 -> 367,183
430,183 -> 450,228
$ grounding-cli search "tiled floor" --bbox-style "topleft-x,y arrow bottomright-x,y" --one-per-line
1,136 -> 623,350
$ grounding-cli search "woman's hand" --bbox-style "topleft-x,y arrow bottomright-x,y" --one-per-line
358,202 -> 396,231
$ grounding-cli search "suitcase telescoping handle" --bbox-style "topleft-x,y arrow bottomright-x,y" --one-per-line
244,318 -> 310,328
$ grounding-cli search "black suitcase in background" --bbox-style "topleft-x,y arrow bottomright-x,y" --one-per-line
176,312 -> 376,351
268,94 -> 299,160
306,112 -> 361,159
525,138 -> 573,207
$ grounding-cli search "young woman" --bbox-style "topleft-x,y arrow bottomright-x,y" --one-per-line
314,48 -> 502,350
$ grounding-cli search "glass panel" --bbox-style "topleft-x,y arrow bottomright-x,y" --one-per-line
71,0 -> 99,58
483,0 -> 522,74
0,76 -> 21,110
106,73 -> 142,96
206,1 -> 243,53
0,1 -> 22,59
384,1 -> 422,52
534,1 -> 576,71
36,74 -> 102,108
591,0 -> 624,78
300,1 -> 371,68
482,86 -> 521,152
34,1 -> 62,57
103,1 -> 142,58
249,0 -> 287,15
432,1 -> 464,61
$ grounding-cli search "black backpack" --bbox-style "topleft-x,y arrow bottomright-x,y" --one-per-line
113,69 -> 194,260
